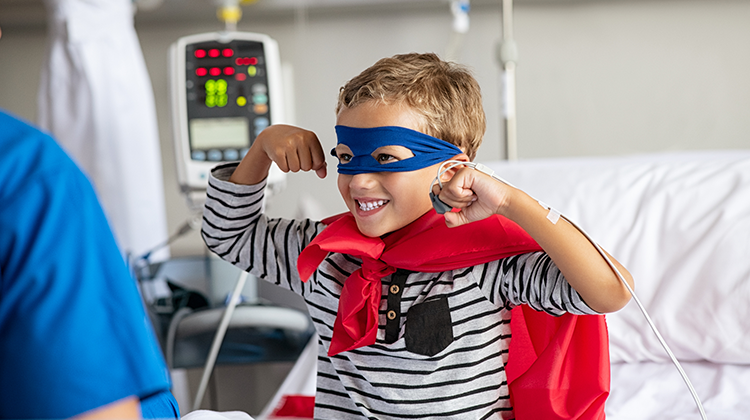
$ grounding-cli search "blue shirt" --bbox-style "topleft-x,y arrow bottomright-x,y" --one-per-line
0,110 -> 178,418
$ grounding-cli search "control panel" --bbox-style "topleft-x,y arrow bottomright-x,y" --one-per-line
170,32 -> 284,193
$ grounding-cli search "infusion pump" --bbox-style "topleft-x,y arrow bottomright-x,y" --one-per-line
169,32 -> 286,196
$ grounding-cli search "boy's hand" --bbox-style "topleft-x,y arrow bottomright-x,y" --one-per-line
432,166 -> 512,228
230,124 -> 327,185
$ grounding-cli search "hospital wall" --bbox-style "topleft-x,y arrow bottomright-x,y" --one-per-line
1,0 -> 749,260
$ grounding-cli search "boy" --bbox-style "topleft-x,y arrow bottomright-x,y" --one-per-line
202,53 -> 633,419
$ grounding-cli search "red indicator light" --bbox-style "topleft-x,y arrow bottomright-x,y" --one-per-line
223,67 -> 236,76
208,49 -> 220,58
196,67 -> 208,77
249,57 -> 258,65
222,48 -> 234,57
209,67 -> 221,76
235,58 -> 243,66
194,49 -> 206,58
235,73 -> 247,81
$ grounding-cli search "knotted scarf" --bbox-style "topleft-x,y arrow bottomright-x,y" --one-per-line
297,209 -> 610,419
298,209 -> 541,355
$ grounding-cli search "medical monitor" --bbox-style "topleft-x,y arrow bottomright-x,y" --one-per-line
170,32 -> 284,193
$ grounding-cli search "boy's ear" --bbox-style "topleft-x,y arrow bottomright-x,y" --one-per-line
439,153 -> 471,182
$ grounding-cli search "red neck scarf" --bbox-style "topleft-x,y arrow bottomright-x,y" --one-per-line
297,210 -> 609,419
297,210 -> 541,355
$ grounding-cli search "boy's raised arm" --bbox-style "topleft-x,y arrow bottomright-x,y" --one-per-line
230,124 -> 328,185
435,166 -> 634,314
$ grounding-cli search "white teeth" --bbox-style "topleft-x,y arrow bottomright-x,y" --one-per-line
358,200 -> 386,211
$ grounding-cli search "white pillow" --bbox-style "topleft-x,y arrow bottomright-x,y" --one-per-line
483,151 -> 750,364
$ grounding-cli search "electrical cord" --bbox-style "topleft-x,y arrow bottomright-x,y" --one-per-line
431,160 -> 708,420
192,270 -> 249,411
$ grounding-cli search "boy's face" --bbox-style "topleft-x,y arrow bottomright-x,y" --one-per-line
335,101 -> 445,237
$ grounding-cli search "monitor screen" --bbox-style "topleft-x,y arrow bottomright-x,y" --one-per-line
189,117 -> 249,150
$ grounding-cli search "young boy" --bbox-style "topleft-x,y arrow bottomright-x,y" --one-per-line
202,53 -> 633,419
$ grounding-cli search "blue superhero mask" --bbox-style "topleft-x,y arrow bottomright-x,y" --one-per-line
331,125 -> 463,175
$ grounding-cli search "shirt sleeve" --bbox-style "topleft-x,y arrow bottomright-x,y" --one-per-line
0,115 -> 175,419
201,163 -> 325,295
476,252 -> 600,316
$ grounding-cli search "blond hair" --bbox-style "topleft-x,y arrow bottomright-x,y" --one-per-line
336,53 -> 486,160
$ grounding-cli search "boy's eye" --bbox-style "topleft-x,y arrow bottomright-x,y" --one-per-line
332,145 -> 354,164
370,145 -> 414,164
375,154 -> 397,164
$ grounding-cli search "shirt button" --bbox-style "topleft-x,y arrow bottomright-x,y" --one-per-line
387,310 -> 397,320
390,285 -> 400,294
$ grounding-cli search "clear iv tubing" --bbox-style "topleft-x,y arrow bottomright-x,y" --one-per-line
432,160 -> 708,420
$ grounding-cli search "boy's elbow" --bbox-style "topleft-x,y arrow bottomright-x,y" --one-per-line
592,272 -> 635,313
594,294 -> 631,314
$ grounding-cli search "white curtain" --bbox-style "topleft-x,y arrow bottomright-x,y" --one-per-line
37,0 -> 169,261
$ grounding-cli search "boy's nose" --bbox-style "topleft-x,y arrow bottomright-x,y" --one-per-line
348,172 -> 377,190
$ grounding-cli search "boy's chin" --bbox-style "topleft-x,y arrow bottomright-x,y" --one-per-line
357,225 -> 391,238
354,220 -> 396,238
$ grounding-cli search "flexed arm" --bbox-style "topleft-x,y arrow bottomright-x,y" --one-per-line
230,124 -> 328,185
434,164 -> 634,314
202,124 -> 329,293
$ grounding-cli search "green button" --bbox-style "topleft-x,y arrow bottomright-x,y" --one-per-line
216,79 -> 228,93
217,94 -> 228,107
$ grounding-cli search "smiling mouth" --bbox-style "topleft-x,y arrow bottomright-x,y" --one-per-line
357,199 -> 389,212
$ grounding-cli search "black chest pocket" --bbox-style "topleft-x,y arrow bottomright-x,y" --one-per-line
404,295 -> 453,356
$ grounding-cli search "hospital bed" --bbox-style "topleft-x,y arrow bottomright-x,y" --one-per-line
483,150 -> 750,419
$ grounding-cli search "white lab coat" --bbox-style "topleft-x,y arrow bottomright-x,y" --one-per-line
37,0 -> 169,261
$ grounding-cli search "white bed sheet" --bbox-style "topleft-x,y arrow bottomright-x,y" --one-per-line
482,151 -> 750,417
607,361 -> 750,419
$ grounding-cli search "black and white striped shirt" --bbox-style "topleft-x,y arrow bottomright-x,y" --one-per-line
201,163 -> 597,420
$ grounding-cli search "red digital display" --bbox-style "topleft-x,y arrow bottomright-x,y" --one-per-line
234,57 -> 259,66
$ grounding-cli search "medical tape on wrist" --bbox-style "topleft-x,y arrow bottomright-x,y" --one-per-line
538,201 -> 561,224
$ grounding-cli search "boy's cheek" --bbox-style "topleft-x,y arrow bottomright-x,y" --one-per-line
337,174 -> 351,196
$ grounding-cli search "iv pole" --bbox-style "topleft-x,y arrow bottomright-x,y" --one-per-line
497,0 -> 518,161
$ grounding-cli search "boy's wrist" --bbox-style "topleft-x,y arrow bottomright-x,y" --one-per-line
229,141 -> 272,185
495,187 -> 532,221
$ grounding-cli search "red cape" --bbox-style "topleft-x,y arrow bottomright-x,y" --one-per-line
298,211 -> 609,419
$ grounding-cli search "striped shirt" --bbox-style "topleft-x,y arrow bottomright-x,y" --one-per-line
201,163 -> 598,420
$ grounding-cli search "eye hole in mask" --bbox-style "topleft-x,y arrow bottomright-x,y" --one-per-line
332,144 -> 414,166
331,126 -> 463,175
